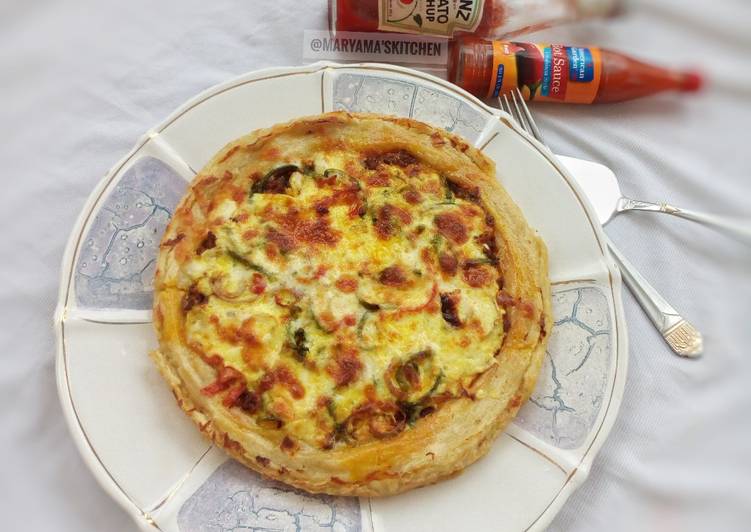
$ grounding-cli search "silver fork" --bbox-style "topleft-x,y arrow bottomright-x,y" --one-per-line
499,89 -> 703,358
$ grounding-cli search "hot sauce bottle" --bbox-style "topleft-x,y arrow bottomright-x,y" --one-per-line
330,0 -> 619,39
448,38 -> 703,103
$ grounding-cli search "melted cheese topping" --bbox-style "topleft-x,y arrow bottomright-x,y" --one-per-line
180,149 -> 504,449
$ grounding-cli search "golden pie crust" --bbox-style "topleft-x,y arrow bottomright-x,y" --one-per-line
151,112 -> 551,496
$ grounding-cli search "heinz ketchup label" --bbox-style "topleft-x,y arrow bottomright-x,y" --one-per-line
378,0 -> 485,37
488,42 -> 602,103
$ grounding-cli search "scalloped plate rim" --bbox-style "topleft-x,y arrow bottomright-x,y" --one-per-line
53,61 -> 628,532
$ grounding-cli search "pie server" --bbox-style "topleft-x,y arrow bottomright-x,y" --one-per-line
557,156 -> 751,241
557,155 -> 704,358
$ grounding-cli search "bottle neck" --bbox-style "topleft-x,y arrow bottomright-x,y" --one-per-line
596,49 -> 702,103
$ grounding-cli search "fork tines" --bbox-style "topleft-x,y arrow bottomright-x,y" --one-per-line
498,88 -> 545,143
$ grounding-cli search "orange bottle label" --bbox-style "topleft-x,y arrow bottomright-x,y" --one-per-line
488,41 -> 519,99
487,42 -> 602,104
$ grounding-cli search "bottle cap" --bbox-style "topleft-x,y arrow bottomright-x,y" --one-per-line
576,0 -> 621,16
681,71 -> 703,92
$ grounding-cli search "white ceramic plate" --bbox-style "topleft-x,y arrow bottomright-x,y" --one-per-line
55,62 -> 627,532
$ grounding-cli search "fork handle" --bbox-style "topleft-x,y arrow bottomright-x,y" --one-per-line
604,236 -> 684,335
668,207 -> 751,242
619,198 -> 751,242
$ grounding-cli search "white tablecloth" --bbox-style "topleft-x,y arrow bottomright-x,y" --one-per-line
1,0 -> 749,530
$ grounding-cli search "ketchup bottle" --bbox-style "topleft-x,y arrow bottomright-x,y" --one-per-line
448,38 -> 702,103
330,0 -> 619,39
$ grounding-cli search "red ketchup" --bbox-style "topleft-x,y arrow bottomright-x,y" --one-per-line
330,0 -> 619,39
448,38 -> 702,103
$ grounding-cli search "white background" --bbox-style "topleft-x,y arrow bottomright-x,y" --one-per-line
1,0 -> 750,530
